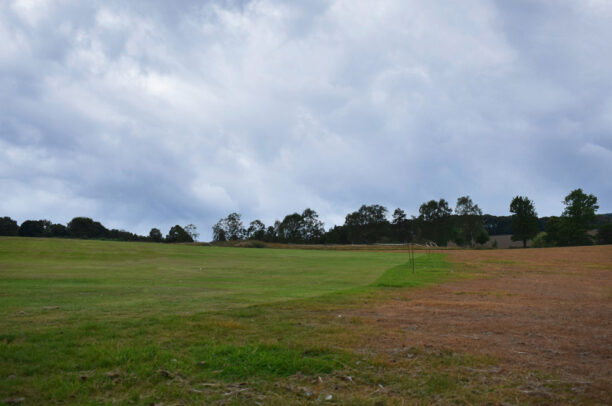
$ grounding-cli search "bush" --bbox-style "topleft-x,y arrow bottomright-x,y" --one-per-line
531,232 -> 550,248
475,228 -> 490,245
491,239 -> 498,249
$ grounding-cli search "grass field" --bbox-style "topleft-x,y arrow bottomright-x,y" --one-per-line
0,237 -> 412,316
0,237 -> 454,405
1,237 -> 610,405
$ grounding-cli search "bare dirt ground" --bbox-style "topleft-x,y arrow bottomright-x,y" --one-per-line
352,246 -> 612,402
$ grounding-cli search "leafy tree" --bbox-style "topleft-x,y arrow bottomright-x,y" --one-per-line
263,221 -> 281,242
247,220 -> 266,240
149,228 -> 163,242
0,216 -> 19,236
344,204 -> 389,243
300,208 -> 325,243
558,189 -> 599,246
392,208 -> 412,242
275,209 -> 325,244
19,219 -> 51,237
212,213 -> 245,241
419,199 -> 452,222
455,196 -> 483,247
597,223 -> 612,245
509,196 -> 539,248
67,217 -> 108,239
392,208 -> 407,224
418,199 -> 452,246
212,222 -> 227,241
227,213 -> 245,240
166,225 -> 194,243
278,213 -> 303,243
184,224 -> 199,242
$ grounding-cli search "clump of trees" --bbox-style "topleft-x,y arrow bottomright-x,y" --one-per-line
211,197 -> 491,247
212,209 -> 325,244
542,189 -> 600,246
0,216 -> 197,244
166,225 -> 194,243
510,189 -> 605,247
211,189 -> 607,248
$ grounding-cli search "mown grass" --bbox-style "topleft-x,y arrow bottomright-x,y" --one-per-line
0,237 -> 578,405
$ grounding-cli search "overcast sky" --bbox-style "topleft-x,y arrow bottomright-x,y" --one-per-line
1,0 -> 611,239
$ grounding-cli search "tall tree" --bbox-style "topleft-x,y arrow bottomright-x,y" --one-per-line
344,204 -> 389,243
212,221 -> 227,242
509,196 -> 539,248
558,189 -> 599,246
184,224 -> 199,241
455,196 -> 483,247
212,213 -> 245,241
418,199 -> 452,246
300,208 -> 325,243
392,208 -> 411,242
166,225 -> 194,243
149,228 -> 163,242
278,213 -> 303,243
392,208 -> 407,225
247,220 -> 266,240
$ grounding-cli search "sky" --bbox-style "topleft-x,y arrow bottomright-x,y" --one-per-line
1,0 -> 611,240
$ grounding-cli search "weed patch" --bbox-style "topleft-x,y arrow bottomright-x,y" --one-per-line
192,344 -> 343,379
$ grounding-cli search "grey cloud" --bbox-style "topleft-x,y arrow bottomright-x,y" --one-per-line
1,0 -> 610,239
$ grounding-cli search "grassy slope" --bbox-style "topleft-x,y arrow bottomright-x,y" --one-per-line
0,238 -> 569,405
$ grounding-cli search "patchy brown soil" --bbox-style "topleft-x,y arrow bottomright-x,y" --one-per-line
351,246 -> 612,402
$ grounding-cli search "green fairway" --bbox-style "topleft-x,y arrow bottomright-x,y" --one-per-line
0,237 -> 409,318
0,237 -> 506,405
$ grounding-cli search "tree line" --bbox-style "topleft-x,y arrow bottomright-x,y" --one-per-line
0,216 -> 199,243
212,189 -> 611,247
1,188 -> 610,247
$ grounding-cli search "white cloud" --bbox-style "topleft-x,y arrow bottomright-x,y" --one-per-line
1,0 -> 611,238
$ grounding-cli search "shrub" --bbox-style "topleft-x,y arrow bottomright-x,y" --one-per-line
531,232 -> 549,248
475,228 -> 490,245
236,240 -> 266,248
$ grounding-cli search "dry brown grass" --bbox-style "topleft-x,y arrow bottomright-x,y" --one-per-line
348,246 -> 612,403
